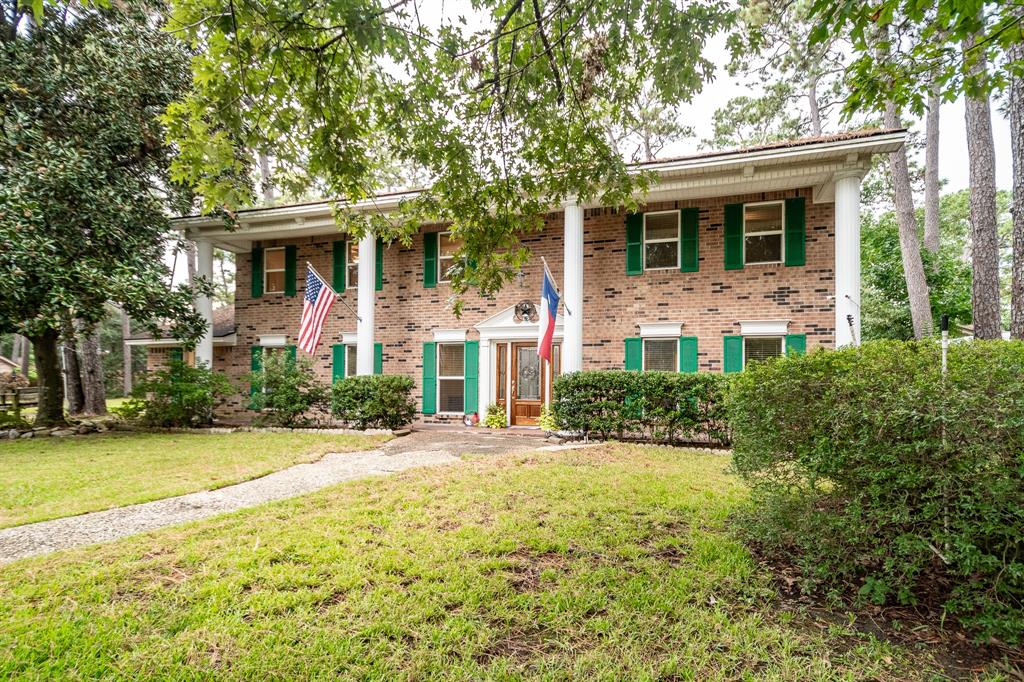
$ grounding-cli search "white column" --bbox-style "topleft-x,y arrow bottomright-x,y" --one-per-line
195,239 -> 214,367
356,233 -> 377,375
561,200 -> 584,373
834,170 -> 864,347
478,339 -> 490,415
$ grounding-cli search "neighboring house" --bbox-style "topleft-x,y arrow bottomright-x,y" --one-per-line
140,129 -> 905,425
0,355 -> 18,375
126,305 -> 237,367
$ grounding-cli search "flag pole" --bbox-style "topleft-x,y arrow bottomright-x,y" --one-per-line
539,256 -> 571,316
307,261 -> 361,323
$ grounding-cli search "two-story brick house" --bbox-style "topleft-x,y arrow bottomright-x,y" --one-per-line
138,129 -> 905,425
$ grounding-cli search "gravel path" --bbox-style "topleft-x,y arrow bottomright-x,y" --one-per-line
0,429 -> 558,565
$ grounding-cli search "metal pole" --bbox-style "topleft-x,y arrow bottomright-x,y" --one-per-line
940,314 -> 949,375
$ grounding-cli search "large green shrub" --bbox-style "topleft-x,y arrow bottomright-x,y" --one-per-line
331,375 -> 415,430
138,360 -> 233,427
728,340 -> 1024,642
552,370 -> 729,444
246,352 -> 329,427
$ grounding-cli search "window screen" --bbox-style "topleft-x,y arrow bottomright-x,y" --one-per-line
438,233 -> 462,283
744,337 -> 783,365
346,345 -> 357,377
346,241 -> 359,288
437,343 -> 465,413
264,247 -> 286,293
644,338 -> 677,372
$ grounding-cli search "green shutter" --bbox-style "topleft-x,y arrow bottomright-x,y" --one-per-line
679,336 -> 698,373
724,203 -> 744,270
464,340 -> 479,414
333,241 -> 346,291
284,245 -> 297,296
784,197 -> 806,266
422,342 -> 437,414
680,208 -> 699,272
332,344 -> 346,383
169,348 -> 183,363
374,342 -> 383,375
423,232 -> 438,288
723,336 -> 743,373
286,345 -> 297,364
251,247 -> 264,298
625,337 -> 642,371
375,238 -> 384,291
249,345 -> 263,397
626,213 -> 644,275
785,334 -> 807,356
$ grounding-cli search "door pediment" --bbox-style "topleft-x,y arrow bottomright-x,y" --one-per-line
475,303 -> 564,341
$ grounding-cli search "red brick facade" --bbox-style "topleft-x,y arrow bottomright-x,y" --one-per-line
150,187 -> 835,422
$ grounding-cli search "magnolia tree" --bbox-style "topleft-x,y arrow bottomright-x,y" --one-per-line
0,1 -> 208,425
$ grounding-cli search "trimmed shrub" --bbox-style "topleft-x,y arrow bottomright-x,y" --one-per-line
138,360 -> 233,427
483,403 -> 507,429
728,340 -> 1024,643
246,353 -> 329,427
552,370 -> 729,444
331,375 -> 415,430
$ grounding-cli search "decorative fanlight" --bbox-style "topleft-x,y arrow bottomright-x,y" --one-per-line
513,300 -> 539,323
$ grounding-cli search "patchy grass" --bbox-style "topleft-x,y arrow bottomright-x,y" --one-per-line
0,444 -> 994,679
0,431 -> 389,527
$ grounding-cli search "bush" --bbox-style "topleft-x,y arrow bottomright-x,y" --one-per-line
538,404 -> 558,432
331,375 -> 415,430
552,370 -> 729,444
728,340 -> 1024,643
247,353 -> 329,427
110,397 -> 147,422
138,360 -> 233,427
483,403 -> 507,429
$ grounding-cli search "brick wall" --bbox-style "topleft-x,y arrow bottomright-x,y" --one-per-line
160,187 -> 834,422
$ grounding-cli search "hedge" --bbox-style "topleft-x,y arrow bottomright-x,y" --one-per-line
728,340 -> 1024,643
331,375 -> 416,430
551,370 -> 729,445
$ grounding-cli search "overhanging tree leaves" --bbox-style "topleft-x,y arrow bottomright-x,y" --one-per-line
165,0 -> 732,307
0,2 -> 208,425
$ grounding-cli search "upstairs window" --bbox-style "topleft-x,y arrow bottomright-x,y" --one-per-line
346,241 -> 360,288
643,338 -> 677,372
264,247 -> 286,293
744,202 -> 784,264
744,336 -> 783,366
438,232 -> 462,284
644,211 -> 679,270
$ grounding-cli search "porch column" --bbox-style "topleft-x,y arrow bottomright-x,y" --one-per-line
561,199 -> 584,373
356,233 -> 377,375
478,339 -> 490,416
195,238 -> 214,367
834,170 -> 865,347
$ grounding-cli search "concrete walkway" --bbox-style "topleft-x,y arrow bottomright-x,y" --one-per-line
0,429 -> 564,565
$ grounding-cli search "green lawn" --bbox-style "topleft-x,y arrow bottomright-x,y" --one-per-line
0,431 -> 389,528
0,445 -> 978,680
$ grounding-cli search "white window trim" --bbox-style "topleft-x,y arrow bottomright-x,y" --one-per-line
263,246 -> 287,293
641,337 -> 679,373
345,239 -> 359,289
433,329 -> 467,343
742,336 -> 785,370
436,342 -> 465,415
437,231 -> 460,285
638,322 -> 684,337
743,200 -> 785,266
738,319 -> 790,336
258,334 -> 288,348
643,210 -> 681,271
341,332 -> 358,345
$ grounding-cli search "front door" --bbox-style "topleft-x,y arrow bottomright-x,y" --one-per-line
510,342 -> 543,426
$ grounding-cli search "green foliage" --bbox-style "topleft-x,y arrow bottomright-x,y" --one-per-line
728,340 -> 1024,642
137,361 -> 233,428
247,353 -> 329,428
483,403 -> 507,430
552,371 -> 729,444
537,403 -> 558,432
0,410 -> 30,430
109,397 -> 147,422
702,82 -> 807,149
330,375 -> 416,430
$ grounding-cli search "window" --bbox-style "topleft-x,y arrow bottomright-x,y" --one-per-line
744,336 -> 783,366
345,344 -> 357,378
346,241 -> 359,288
437,343 -> 465,413
744,202 -> 784,264
438,232 -> 462,284
644,211 -> 679,270
643,338 -> 677,372
264,247 -> 286,293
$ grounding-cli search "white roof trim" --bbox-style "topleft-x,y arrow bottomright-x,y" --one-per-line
639,322 -> 684,337
433,329 -> 467,343
124,334 -> 237,348
739,320 -> 790,336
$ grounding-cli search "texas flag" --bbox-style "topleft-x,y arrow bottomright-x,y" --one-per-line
538,264 -> 560,362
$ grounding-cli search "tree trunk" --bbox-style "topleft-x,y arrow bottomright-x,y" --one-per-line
1010,10 -> 1024,340
923,85 -> 941,254
80,327 -> 106,415
259,153 -> 274,204
963,31 -> 1002,339
15,334 -> 30,375
121,308 -> 133,395
62,339 -> 85,416
884,103 -> 933,338
808,79 -> 822,136
31,329 -> 65,427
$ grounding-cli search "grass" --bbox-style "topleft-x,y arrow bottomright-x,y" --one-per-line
15,396 -> 129,421
0,431 -> 389,528
0,444 -> 979,680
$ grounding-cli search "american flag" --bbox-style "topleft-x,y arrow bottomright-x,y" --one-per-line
297,264 -> 336,353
